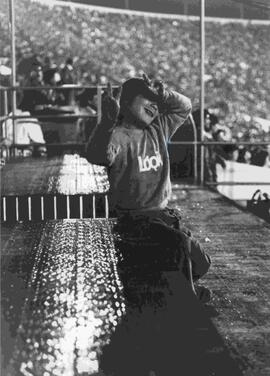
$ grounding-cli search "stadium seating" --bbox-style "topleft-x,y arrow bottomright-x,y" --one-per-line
0,0 -> 269,143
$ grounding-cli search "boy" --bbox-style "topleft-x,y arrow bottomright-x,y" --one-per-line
86,75 -> 211,302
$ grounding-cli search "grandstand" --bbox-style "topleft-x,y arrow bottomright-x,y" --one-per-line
1,0 -> 270,375
1,0 -> 270,140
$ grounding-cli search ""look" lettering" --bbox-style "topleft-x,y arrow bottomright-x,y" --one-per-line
138,152 -> 163,172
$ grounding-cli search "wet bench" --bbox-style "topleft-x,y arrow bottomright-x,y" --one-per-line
2,216 -> 248,376
1,219 -> 124,375
2,219 -> 186,375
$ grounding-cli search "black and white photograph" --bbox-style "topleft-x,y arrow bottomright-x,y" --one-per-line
1,0 -> 270,375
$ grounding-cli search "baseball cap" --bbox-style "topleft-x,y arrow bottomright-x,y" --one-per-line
120,77 -> 158,107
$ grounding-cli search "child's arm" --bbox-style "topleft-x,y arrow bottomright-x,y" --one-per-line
85,84 -> 121,166
154,80 -> 192,140
85,118 -> 114,166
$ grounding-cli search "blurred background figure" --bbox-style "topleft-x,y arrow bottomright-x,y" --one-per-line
222,144 -> 239,162
237,147 -> 252,164
60,57 -> 76,105
43,55 -> 58,85
17,49 -> 42,86
251,146 -> 270,167
19,63 -> 50,111
192,108 -> 228,182
60,57 -> 75,85
1,108 -> 46,157
75,87 -> 97,143
75,88 -> 97,115
170,107 -> 228,181
45,66 -> 65,106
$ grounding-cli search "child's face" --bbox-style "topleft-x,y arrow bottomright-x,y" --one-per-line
129,94 -> 158,126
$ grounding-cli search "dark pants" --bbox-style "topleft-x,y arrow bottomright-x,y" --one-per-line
115,208 -> 211,281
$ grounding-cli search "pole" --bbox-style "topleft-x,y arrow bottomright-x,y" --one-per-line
188,114 -> 198,184
239,3 -> 244,18
9,0 -> 17,153
97,85 -> 102,124
183,0 -> 188,15
200,0 -> 205,185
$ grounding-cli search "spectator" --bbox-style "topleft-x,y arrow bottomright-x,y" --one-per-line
43,55 -> 58,85
251,147 -> 269,167
75,88 -> 97,142
222,144 -> 239,161
60,57 -> 75,84
237,147 -> 252,164
45,67 -> 65,106
60,57 -> 76,105
19,64 -> 50,111
75,88 -> 97,115
17,51 -> 42,86
192,108 -> 226,182
1,108 -> 47,157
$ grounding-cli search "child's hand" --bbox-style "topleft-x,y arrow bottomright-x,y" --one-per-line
102,82 -> 122,122
142,73 -> 167,106
153,79 -> 166,102
142,73 -> 152,86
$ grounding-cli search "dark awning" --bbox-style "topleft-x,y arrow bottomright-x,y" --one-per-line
57,0 -> 270,20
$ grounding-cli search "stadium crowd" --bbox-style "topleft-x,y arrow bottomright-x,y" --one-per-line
0,0 -> 269,165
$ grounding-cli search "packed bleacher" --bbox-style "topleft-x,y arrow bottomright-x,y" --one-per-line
0,0 -> 269,145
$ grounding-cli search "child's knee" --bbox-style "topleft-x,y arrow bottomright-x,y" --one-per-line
190,240 -> 211,279
194,253 -> 211,278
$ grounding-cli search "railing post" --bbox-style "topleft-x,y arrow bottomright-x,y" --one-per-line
1,89 -> 11,159
200,0 -> 205,185
97,85 -> 102,124
9,0 -> 17,156
189,114 -> 198,184
3,89 -> 8,122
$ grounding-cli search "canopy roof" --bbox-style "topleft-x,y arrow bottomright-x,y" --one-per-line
57,0 -> 270,19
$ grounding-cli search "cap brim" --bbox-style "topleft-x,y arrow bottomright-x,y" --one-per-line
141,86 -> 158,102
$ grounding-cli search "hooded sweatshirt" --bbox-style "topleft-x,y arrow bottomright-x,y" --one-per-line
86,90 -> 192,214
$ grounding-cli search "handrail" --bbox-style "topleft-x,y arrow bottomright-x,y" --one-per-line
1,141 -> 269,187
0,85 -> 118,91
9,142 -> 85,148
206,182 -> 270,186
169,141 -> 270,146
2,115 -> 269,145
1,83 -> 269,188
0,114 -> 96,121
4,141 -> 268,148
0,115 -> 10,122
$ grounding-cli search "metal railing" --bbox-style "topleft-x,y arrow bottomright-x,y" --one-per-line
0,84 -> 113,146
1,84 -> 270,187
169,139 -> 270,186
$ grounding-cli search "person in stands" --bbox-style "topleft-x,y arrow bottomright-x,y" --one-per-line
192,108 -> 228,182
1,108 -> 46,157
86,75 -> 211,302
20,64 -> 50,112
60,57 -> 75,105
